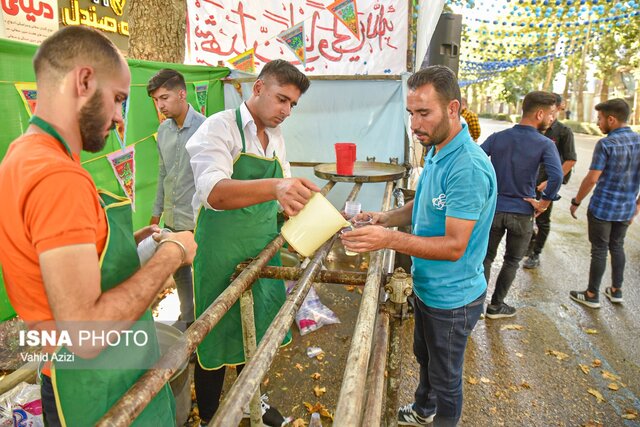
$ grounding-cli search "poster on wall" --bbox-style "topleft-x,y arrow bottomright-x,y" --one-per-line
185,0 -> 408,75
1,0 -> 58,45
59,0 -> 130,52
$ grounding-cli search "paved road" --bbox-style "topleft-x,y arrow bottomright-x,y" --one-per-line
236,118 -> 640,426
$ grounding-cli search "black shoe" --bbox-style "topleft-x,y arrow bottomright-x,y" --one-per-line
243,394 -> 290,426
604,287 -> 623,303
523,254 -> 540,269
485,303 -> 516,319
397,403 -> 435,426
569,290 -> 600,308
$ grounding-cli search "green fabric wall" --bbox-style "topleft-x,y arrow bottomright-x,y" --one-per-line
0,38 -> 229,321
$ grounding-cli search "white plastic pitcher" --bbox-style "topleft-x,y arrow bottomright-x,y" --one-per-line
281,193 -> 350,257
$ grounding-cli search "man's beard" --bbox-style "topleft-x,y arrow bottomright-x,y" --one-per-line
416,116 -> 451,148
80,89 -> 114,153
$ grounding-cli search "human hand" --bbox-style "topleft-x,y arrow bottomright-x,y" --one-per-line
149,216 -> 161,226
275,178 -> 321,216
340,225 -> 391,253
536,181 -> 548,192
134,224 -> 162,245
350,211 -> 389,227
523,197 -> 549,218
570,203 -> 579,219
159,231 -> 197,266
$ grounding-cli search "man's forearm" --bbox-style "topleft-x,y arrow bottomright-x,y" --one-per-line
575,177 -> 597,204
383,201 -> 414,228
207,178 -> 278,210
562,160 -> 576,177
386,230 -> 465,261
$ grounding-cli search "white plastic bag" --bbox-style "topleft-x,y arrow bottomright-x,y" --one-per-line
0,382 -> 43,427
287,283 -> 340,336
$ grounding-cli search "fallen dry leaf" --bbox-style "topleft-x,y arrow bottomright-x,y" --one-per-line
311,372 -> 321,380
303,402 -> 334,420
262,378 -> 270,387
622,408 -> 638,420
546,349 -> 570,361
587,388 -> 605,403
480,377 -> 492,384
601,370 -> 621,381
521,381 -> 531,389
608,383 -> 619,391
578,364 -> 590,375
345,285 -> 356,292
583,421 -> 603,427
316,354 -> 325,361
584,328 -> 598,334
356,287 -> 363,294
295,363 -> 304,372
500,324 -> 525,331
467,376 -> 479,385
592,359 -> 602,368
291,418 -> 307,427
313,385 -> 327,397
515,352 -> 524,358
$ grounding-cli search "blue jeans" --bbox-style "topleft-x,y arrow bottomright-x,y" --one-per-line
412,292 -> 485,426
587,210 -> 630,294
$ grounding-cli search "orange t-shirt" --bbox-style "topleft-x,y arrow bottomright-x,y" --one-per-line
0,133 -> 107,324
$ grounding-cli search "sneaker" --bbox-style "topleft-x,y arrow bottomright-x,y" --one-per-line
397,403 -> 435,426
604,287 -> 624,303
485,303 -> 517,319
569,290 -> 600,308
243,394 -> 290,427
523,254 -> 540,269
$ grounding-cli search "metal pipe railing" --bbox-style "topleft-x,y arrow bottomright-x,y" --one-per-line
97,182 -> 337,427
209,236 -> 338,427
333,181 -> 394,424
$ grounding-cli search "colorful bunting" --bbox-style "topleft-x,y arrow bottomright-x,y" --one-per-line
327,0 -> 360,40
107,146 -> 136,210
193,81 -> 209,116
277,22 -> 306,66
114,98 -> 130,149
228,48 -> 256,74
15,83 -> 38,116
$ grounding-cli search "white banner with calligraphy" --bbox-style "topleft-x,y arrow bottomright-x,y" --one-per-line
1,0 -> 58,45
185,0 -> 408,75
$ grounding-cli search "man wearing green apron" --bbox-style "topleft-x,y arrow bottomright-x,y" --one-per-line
0,27 -> 197,426
186,60 -> 318,425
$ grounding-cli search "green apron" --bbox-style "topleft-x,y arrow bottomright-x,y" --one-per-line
193,108 -> 291,369
29,116 -> 175,426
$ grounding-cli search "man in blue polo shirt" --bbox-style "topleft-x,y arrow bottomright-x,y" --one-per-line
481,91 -> 563,319
341,66 -> 496,427
569,98 -> 640,308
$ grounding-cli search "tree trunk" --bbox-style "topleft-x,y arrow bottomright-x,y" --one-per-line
562,59 -> 573,120
128,0 -> 186,62
543,60 -> 555,91
600,78 -> 609,102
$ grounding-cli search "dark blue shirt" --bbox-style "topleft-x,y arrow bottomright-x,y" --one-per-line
481,124 -> 563,215
589,127 -> 640,221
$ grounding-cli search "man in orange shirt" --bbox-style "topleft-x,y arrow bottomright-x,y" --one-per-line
0,27 -> 196,426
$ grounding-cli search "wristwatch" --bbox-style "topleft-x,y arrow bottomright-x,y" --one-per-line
571,197 -> 581,207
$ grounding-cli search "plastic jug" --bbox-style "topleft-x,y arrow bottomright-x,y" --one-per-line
281,193 -> 350,257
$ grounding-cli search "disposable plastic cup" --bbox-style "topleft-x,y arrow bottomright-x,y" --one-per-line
335,142 -> 356,175
137,228 -> 171,265
282,193 -> 351,258
344,201 -> 361,219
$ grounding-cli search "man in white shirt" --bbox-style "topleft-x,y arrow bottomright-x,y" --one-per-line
186,60 -> 318,426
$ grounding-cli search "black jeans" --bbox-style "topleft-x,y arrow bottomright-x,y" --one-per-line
412,293 -> 485,426
587,210 -> 630,294
527,200 -> 553,256
41,375 -> 62,427
483,212 -> 534,305
194,362 -> 244,422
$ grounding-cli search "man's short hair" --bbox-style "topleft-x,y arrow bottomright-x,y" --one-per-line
33,26 -> 121,83
595,98 -> 630,123
522,91 -> 557,116
147,69 -> 187,96
552,93 -> 563,107
257,59 -> 310,94
407,66 -> 461,109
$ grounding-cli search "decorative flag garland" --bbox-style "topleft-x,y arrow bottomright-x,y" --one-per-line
228,49 -> 256,74
327,0 -> 361,40
277,22 -> 306,66
193,81 -> 209,115
15,83 -> 38,116
106,146 -> 136,210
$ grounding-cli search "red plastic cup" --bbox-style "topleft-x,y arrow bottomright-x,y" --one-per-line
335,142 -> 356,175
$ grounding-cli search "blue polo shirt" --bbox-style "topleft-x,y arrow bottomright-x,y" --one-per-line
411,125 -> 497,309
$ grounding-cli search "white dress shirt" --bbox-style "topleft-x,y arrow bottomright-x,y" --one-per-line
186,102 -> 291,213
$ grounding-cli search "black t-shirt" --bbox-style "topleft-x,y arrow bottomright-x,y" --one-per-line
539,120 -> 577,184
